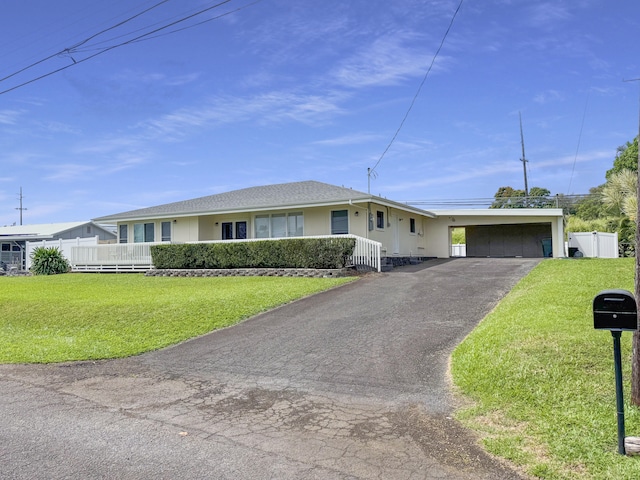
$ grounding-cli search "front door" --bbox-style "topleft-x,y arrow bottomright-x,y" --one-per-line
221,222 -> 233,240
391,214 -> 400,255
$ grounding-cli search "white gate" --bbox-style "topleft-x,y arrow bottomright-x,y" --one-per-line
567,231 -> 618,258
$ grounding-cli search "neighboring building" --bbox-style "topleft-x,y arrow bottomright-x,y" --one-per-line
0,221 -> 116,269
93,181 -> 565,260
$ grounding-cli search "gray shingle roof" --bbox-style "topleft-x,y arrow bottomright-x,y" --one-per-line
94,181 -> 377,222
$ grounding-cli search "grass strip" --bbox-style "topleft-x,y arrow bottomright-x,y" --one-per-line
0,274 -> 354,363
451,258 -> 640,479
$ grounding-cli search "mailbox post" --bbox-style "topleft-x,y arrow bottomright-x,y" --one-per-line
593,289 -> 638,455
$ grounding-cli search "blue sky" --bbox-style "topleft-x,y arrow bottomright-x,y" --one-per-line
1,0 -> 639,225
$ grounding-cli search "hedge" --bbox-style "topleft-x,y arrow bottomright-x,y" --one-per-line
150,238 -> 356,270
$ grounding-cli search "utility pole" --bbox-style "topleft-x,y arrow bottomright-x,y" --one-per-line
519,112 -> 529,207
15,187 -> 27,225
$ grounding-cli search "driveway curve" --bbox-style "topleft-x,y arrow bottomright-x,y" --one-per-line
0,258 -> 539,479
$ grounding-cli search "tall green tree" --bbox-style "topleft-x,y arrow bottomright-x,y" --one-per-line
606,136 -> 638,179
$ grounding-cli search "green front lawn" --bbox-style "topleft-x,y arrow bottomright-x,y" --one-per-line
0,274 -> 354,363
452,258 -> 640,479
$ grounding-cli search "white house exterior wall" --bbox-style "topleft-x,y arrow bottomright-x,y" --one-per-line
113,203 -> 430,257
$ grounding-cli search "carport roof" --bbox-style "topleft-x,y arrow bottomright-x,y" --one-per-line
93,180 -> 436,222
430,208 -> 563,218
0,221 -> 113,241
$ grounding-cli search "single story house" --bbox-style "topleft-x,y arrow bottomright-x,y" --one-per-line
93,181 -> 565,264
0,221 -> 116,269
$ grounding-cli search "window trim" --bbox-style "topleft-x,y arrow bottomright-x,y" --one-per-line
376,210 -> 385,230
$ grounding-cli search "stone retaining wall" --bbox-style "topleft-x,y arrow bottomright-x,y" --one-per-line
145,268 -> 352,278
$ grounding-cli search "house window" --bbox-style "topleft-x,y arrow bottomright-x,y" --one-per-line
287,212 -> 303,237
255,215 -> 270,238
331,210 -> 348,235
254,213 -> 304,238
161,221 -> 172,242
222,222 -> 233,240
236,221 -> 247,239
2,243 -> 10,251
376,211 -> 384,229
271,214 -> 287,238
119,225 -> 128,244
410,218 -> 416,234
86,226 -> 92,234
133,223 -> 155,242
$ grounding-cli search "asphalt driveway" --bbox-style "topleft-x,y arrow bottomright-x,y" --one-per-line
0,258 -> 539,479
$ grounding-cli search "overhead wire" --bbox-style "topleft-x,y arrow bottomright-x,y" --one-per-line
567,90 -> 590,194
369,0 -> 465,178
0,0 -> 260,96
0,0 -> 171,84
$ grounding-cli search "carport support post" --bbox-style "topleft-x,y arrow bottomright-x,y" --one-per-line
612,330 -> 626,455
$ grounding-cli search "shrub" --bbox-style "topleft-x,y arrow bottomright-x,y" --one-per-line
30,247 -> 70,275
151,238 -> 356,270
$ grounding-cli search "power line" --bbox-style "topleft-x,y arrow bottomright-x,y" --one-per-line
368,0 -> 465,191
567,90 -> 590,194
0,0 -> 260,96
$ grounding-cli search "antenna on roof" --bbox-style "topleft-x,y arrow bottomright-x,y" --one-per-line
367,168 -> 378,194
16,187 -> 27,225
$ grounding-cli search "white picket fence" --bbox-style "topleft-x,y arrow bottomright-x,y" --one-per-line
25,236 -> 101,270
69,235 -> 382,272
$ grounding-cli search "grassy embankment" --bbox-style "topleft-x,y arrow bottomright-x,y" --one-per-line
452,258 -> 640,479
0,274 -> 353,363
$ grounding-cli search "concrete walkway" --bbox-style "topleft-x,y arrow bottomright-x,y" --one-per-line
0,258 -> 539,479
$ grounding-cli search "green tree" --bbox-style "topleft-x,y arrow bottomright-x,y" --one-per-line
573,185 -> 605,220
490,186 -> 553,208
606,136 -> 638,179
490,186 -> 525,208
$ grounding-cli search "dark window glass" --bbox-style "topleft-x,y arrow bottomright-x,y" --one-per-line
144,223 -> 154,242
410,218 -> 416,233
161,222 -> 171,242
376,211 -> 384,229
222,222 -> 233,240
119,225 -> 128,244
236,221 -> 247,239
331,210 -> 348,235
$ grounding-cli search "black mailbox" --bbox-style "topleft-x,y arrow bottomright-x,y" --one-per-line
593,289 -> 638,331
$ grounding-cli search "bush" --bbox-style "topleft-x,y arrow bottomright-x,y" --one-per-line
30,247 -> 70,275
151,238 -> 356,270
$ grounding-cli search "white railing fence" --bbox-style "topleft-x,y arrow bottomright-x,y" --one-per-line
451,243 -> 466,257
69,235 -> 382,272
26,236 -> 100,270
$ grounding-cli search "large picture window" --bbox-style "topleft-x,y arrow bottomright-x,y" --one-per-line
331,210 -> 348,235
133,223 -> 155,243
254,212 -> 304,238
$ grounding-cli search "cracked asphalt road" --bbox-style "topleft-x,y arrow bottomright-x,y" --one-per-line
0,258 -> 539,479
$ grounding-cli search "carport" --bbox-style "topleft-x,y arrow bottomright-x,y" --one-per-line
423,209 -> 565,258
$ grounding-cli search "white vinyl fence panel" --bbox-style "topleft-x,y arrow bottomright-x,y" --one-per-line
26,236 -> 100,270
567,231 -> 618,258
451,244 -> 466,257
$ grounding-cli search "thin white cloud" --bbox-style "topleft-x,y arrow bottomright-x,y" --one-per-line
526,3 -> 571,28
533,89 -> 564,104
141,90 -> 348,139
331,34 -> 448,88
0,109 -> 24,125
312,133 -> 382,147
